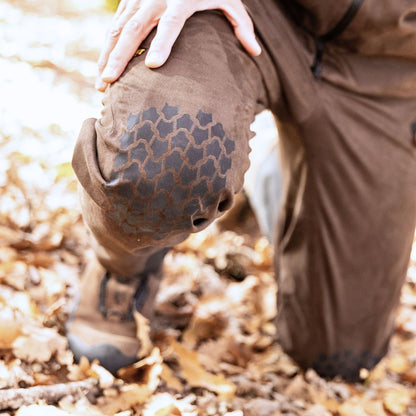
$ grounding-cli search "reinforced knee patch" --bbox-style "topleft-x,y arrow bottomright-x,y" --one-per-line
104,104 -> 236,241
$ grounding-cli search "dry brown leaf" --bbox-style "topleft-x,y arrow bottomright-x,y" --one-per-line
0,358 -> 35,389
0,361 -> 12,389
0,307 -> 23,348
283,374 -> 310,401
133,311 -> 153,358
155,404 -> 181,416
338,401 -> 369,416
170,339 -> 236,399
98,383 -> 154,414
224,275 -> 276,332
247,345 -> 297,380
366,359 -> 387,382
0,226 -> 23,246
91,362 -> 115,389
24,252 -> 55,268
253,237 -> 273,269
59,397 -> 106,416
0,260 -> 28,290
396,336 -> 416,357
156,253 -> 200,322
161,363 -> 183,392
243,398 -> 281,416
361,399 -> 388,416
12,325 -> 68,363
142,393 -> 197,416
67,356 -> 97,382
0,287 -> 39,318
182,296 -> 228,348
396,307 -> 416,335
304,383 -> 340,413
402,366 -> 416,384
29,222 -> 64,251
197,338 -> 231,373
117,347 -> 162,389
33,372 -> 58,386
387,355 -> 411,374
0,246 -> 18,263
304,404 -> 332,416
383,388 -> 412,415
39,268 -> 66,303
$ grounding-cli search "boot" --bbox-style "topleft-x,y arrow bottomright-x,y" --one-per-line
67,250 -> 167,375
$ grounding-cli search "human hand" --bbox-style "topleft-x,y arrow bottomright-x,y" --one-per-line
96,0 -> 261,91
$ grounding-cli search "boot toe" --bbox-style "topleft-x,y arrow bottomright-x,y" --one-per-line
68,333 -> 138,375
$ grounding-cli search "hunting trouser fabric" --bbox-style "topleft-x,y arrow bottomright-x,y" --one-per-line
72,0 -> 416,381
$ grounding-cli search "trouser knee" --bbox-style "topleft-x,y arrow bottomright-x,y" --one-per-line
74,110 -> 239,249
103,103 -> 237,242
72,10 -> 266,249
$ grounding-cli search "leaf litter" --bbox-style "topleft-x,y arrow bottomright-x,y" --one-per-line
1,0 -> 416,415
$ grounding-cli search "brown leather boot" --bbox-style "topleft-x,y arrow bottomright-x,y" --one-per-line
67,249 -> 168,375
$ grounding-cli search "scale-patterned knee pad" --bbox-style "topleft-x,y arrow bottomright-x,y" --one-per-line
105,103 -> 236,241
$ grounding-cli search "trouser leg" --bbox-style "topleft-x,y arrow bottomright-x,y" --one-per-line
245,0 -> 416,381
72,10 -> 275,277
274,81 -> 416,381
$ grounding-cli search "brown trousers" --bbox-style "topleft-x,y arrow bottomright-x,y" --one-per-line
72,0 -> 416,381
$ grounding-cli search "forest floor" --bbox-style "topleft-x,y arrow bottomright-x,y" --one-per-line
1,0 -> 416,414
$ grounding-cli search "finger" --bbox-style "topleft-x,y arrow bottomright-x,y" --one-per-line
95,76 -> 108,92
97,0 -> 129,74
145,4 -> 191,68
222,3 -> 261,55
201,0 -> 261,56
97,1 -> 141,75
113,0 -> 128,19
101,6 -> 160,82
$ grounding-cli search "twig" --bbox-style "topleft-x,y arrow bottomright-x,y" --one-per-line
0,378 -> 100,410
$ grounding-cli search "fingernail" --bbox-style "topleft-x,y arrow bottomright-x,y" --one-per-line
95,77 -> 107,91
101,66 -> 117,81
252,39 -> 262,56
145,52 -> 162,68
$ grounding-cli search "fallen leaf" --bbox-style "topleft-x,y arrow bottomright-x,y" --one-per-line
98,383 -> 154,415
170,339 -> 236,399
0,261 -> 27,291
182,296 -> 228,348
402,366 -> 416,384
12,326 -> 67,363
304,404 -> 332,416
90,362 -> 115,389
283,374 -> 310,401
143,393 -> 197,416
161,363 -> 183,392
338,401 -> 369,416
39,268 -> 66,303
361,399 -> 388,416
383,388 -> 411,415
243,398 -> 281,416
0,287 -> 39,318
197,338 -> 231,373
0,307 -> 23,348
387,355 -> 410,374
59,396 -> 105,416
117,347 -> 162,389
133,311 -> 153,358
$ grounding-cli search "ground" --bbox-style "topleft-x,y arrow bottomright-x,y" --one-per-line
1,1 -> 416,415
